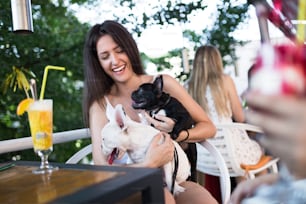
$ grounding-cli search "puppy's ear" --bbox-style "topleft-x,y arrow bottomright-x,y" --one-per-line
115,104 -> 127,129
153,75 -> 163,97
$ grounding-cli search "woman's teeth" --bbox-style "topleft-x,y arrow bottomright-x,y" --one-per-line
113,66 -> 124,72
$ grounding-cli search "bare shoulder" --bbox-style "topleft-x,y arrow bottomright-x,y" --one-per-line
161,74 -> 178,83
222,74 -> 234,84
160,74 -> 182,90
90,99 -> 105,114
89,99 -> 108,125
222,74 -> 237,90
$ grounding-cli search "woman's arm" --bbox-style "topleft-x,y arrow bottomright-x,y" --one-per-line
130,133 -> 175,168
89,101 -> 109,165
224,75 -> 245,122
162,74 -> 216,142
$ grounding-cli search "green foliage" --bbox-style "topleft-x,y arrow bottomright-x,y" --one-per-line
0,0 -> 89,162
183,0 -> 249,67
113,0 -> 249,77
206,0 -> 249,66
114,0 -> 207,37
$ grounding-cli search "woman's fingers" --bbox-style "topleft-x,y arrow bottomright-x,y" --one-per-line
144,112 -> 175,133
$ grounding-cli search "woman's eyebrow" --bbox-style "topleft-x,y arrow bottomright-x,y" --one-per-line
99,45 -> 120,54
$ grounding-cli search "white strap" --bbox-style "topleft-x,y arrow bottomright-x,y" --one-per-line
104,96 -> 114,121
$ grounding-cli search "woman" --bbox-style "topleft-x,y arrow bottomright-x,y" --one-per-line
186,45 -> 245,124
186,46 -> 263,165
82,20 -> 217,204
186,45 -> 262,201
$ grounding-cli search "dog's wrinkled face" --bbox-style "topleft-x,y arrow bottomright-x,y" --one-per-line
101,104 -> 159,164
131,83 -> 159,109
131,75 -> 163,110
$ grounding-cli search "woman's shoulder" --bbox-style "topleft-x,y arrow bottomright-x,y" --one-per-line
145,74 -> 176,85
159,74 -> 179,86
222,74 -> 233,82
222,74 -> 236,87
90,99 -> 106,114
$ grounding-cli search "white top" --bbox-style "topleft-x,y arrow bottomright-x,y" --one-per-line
197,86 -> 262,165
206,86 -> 232,123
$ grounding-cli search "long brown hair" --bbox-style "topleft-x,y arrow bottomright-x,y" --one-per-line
82,20 -> 145,126
187,45 -> 230,118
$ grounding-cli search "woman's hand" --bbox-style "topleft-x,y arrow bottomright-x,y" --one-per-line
144,112 -> 175,133
246,92 -> 306,179
230,173 -> 278,204
142,132 -> 174,168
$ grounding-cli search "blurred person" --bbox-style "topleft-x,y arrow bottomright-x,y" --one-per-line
186,45 -> 245,124
230,92 -> 306,204
186,45 -> 262,202
82,20 -> 217,204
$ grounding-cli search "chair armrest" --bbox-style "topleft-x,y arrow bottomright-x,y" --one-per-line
216,123 -> 263,133
198,140 -> 231,204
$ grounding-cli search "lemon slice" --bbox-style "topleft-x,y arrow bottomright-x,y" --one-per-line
17,98 -> 34,116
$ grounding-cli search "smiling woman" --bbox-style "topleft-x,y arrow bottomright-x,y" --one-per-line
82,20 -> 218,204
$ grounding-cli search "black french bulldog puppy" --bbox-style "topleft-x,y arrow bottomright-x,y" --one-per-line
131,75 -> 197,182
131,75 -> 194,139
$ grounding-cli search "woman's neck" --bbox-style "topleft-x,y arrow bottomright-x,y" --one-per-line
114,77 -> 142,97
107,74 -> 152,122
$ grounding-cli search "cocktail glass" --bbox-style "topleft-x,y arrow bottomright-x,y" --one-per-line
28,99 -> 58,174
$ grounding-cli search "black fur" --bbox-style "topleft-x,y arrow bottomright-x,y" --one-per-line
131,75 -> 194,139
131,75 -> 197,182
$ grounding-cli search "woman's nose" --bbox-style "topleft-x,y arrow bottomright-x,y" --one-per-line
110,53 -> 119,65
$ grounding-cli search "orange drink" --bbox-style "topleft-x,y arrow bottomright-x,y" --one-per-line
28,99 -> 53,152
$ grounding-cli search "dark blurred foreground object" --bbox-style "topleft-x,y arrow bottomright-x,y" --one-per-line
11,0 -> 33,34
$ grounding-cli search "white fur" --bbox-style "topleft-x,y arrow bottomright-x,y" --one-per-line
101,104 -> 191,195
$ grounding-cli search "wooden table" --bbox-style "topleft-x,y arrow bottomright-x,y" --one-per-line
0,161 -> 164,204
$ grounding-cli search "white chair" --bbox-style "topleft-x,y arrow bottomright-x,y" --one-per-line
66,144 -> 92,164
197,123 -> 279,181
197,140 -> 231,204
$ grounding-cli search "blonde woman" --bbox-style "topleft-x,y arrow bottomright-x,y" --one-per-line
186,45 -> 263,200
186,45 -> 245,124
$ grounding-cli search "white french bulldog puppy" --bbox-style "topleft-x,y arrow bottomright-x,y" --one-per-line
101,104 -> 191,195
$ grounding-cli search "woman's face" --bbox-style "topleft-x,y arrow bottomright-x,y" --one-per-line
96,34 -> 133,82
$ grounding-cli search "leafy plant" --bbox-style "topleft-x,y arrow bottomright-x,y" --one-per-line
2,66 -> 36,98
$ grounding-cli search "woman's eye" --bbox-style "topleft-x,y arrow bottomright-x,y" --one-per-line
100,55 -> 108,60
116,47 -> 124,53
